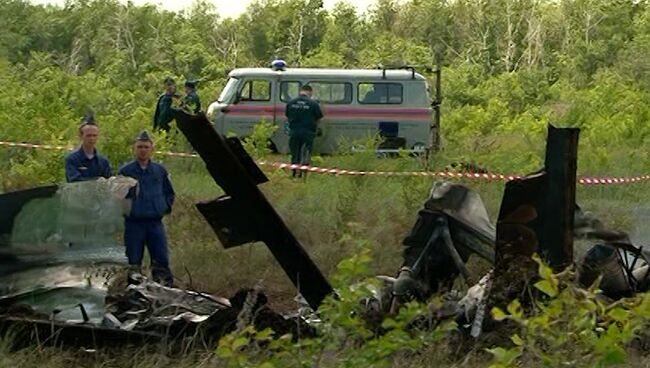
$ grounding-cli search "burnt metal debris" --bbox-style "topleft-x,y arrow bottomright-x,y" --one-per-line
0,182 -> 311,349
0,274 -> 311,349
389,126 -> 581,314
488,126 -> 579,308
172,110 -> 333,310
374,125 -> 650,336
391,182 -> 495,305
495,126 -> 579,275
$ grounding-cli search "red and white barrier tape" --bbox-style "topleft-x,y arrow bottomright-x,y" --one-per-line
1,140 -> 648,186
256,161 -> 522,181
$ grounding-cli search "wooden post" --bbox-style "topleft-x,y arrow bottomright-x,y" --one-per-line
430,66 -> 442,152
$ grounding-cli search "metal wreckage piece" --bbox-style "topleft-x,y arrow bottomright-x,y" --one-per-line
360,181 -> 497,332
0,174 -> 312,349
365,125 -> 650,336
172,110 -> 333,310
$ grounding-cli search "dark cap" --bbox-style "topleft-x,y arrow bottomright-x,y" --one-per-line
78,113 -> 97,133
184,80 -> 198,89
164,77 -> 175,85
80,113 -> 96,124
300,84 -> 313,92
135,130 -> 153,143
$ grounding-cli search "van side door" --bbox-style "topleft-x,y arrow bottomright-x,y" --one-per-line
306,81 -> 354,153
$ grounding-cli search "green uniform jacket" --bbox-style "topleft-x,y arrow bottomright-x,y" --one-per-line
154,93 -> 176,131
182,91 -> 201,114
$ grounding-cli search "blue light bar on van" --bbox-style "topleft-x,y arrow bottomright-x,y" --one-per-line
271,59 -> 287,71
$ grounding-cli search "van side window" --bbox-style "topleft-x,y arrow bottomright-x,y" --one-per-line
239,80 -> 271,102
308,82 -> 352,104
280,81 -> 302,102
358,83 -> 403,104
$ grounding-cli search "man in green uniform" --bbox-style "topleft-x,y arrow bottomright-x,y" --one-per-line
181,80 -> 201,115
153,77 -> 179,132
285,85 -> 323,178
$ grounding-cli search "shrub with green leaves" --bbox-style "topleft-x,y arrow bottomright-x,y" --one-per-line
214,239 -> 456,368
489,255 -> 650,368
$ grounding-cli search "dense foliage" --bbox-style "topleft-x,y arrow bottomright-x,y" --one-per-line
3,0 -> 650,188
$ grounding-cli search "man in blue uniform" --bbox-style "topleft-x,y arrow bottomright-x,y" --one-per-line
285,85 -> 323,178
118,131 -> 176,286
153,77 -> 179,132
64,115 -> 112,182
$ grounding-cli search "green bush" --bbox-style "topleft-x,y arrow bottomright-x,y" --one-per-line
488,255 -> 650,368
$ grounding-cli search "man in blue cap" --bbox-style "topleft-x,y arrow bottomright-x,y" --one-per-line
118,130 -> 176,286
64,115 -> 112,182
285,84 -> 323,178
153,77 -> 179,132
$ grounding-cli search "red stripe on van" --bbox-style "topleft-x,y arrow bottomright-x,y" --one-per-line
224,105 -> 432,120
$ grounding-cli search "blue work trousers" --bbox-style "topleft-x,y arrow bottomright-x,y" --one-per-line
124,218 -> 173,286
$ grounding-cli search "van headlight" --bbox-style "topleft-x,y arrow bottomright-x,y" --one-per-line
206,104 -> 218,122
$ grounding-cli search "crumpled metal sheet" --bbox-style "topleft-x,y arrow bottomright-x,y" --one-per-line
423,182 -> 495,263
425,181 -> 496,243
0,180 -> 315,348
0,185 -> 57,243
0,181 -> 235,345
0,262 -> 123,324
104,272 -> 231,332
5,177 -> 137,251
0,180 -> 132,324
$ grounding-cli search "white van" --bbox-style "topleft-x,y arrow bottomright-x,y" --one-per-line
207,65 -> 434,153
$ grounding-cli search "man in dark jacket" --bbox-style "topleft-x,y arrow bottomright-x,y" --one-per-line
118,130 -> 176,286
285,85 -> 323,177
153,77 -> 179,132
181,80 -> 201,115
64,115 -> 112,182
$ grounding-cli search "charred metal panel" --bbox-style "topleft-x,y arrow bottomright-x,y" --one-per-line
541,126 -> 579,269
495,172 -> 545,269
495,126 -> 579,271
0,317 -> 162,349
173,111 -> 333,310
225,137 -> 269,185
196,196 -> 261,248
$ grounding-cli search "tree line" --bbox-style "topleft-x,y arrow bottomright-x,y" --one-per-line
2,0 -> 650,188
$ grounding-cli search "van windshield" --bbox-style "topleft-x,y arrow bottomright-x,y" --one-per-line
218,77 -> 239,103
